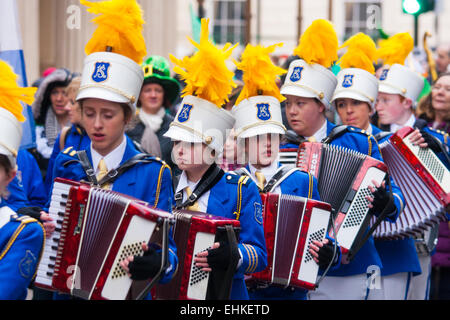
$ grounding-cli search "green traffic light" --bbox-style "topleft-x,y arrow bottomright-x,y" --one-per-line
403,0 -> 421,15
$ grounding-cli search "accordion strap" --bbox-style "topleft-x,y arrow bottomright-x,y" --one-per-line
71,151 -> 156,187
347,175 -> 396,260
217,224 -> 240,300
263,166 -> 302,193
322,125 -> 349,144
373,131 -> 391,142
76,150 -> 98,185
235,166 -> 300,193
174,164 -> 224,210
96,153 -> 156,187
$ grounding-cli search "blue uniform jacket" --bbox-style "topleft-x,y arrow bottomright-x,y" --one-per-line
204,172 -> 267,300
0,205 -> 45,299
47,136 -> 178,288
4,176 -> 28,212
44,125 -> 91,195
17,149 -> 47,208
281,120 -> 399,276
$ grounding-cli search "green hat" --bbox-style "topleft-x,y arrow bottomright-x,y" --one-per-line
142,55 -> 180,104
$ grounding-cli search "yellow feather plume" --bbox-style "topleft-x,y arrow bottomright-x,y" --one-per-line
80,0 -> 147,64
170,18 -> 237,108
234,43 -> 286,105
0,60 -> 36,122
376,32 -> 414,66
337,33 -> 377,74
293,19 -> 338,68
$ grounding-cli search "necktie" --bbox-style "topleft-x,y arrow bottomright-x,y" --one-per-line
255,171 -> 266,191
185,186 -> 200,211
97,159 -> 110,189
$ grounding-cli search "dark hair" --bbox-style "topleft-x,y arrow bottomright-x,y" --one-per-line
0,154 -> 13,172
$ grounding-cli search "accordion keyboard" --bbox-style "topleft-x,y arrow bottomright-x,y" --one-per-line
187,232 -> 215,300
35,181 -> 72,288
404,135 -> 450,193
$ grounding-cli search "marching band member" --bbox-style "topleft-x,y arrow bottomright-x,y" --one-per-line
0,59 -> 45,299
376,33 -> 450,159
164,18 -> 267,300
278,19 -> 395,300
230,42 -> 340,300
332,33 -> 415,300
375,33 -> 449,300
42,0 -> 178,298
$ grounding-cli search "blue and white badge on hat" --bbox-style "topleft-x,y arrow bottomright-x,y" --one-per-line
342,74 -> 354,88
256,103 -> 271,121
92,62 -> 110,83
290,66 -> 304,82
380,69 -> 389,81
178,103 -> 193,123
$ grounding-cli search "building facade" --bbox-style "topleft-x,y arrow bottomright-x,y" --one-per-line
16,0 -> 450,84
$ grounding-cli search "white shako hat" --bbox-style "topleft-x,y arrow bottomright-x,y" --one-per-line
76,51 -> 144,113
332,68 -> 379,110
164,95 -> 235,154
0,108 -> 22,167
280,59 -> 338,110
232,95 -> 286,139
378,63 -> 424,105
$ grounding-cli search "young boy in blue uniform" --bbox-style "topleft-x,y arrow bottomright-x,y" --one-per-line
42,0 -> 178,298
279,22 -> 399,300
331,33 -> 415,300
163,19 -> 267,300
375,61 -> 449,300
229,42 -> 339,300
0,60 -> 45,299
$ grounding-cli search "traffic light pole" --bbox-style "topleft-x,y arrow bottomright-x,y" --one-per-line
414,14 -> 419,46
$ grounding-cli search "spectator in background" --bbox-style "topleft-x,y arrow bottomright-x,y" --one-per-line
43,76 -> 91,194
417,72 -> 450,133
436,43 -> 450,76
126,56 -> 180,172
415,73 -> 450,300
31,68 -> 75,176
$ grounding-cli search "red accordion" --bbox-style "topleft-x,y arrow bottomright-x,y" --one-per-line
296,142 -> 388,258
153,210 -> 240,300
372,127 -> 449,239
35,178 -> 172,300
250,193 -> 332,290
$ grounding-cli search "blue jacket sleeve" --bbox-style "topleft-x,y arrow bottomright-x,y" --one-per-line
0,219 -> 45,300
152,165 -> 178,284
5,177 -> 28,211
236,180 -> 268,276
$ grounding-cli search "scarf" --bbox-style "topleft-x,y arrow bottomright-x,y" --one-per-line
138,108 -> 165,133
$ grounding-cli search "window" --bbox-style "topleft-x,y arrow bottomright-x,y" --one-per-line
344,0 -> 382,41
212,0 -> 247,45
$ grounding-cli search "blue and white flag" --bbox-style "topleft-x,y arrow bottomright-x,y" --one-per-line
0,0 -> 36,149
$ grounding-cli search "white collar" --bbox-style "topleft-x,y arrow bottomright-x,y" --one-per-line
391,114 -> 416,133
175,170 -> 203,194
90,135 -> 127,173
366,124 -> 373,135
307,119 -> 327,142
248,161 -> 279,181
